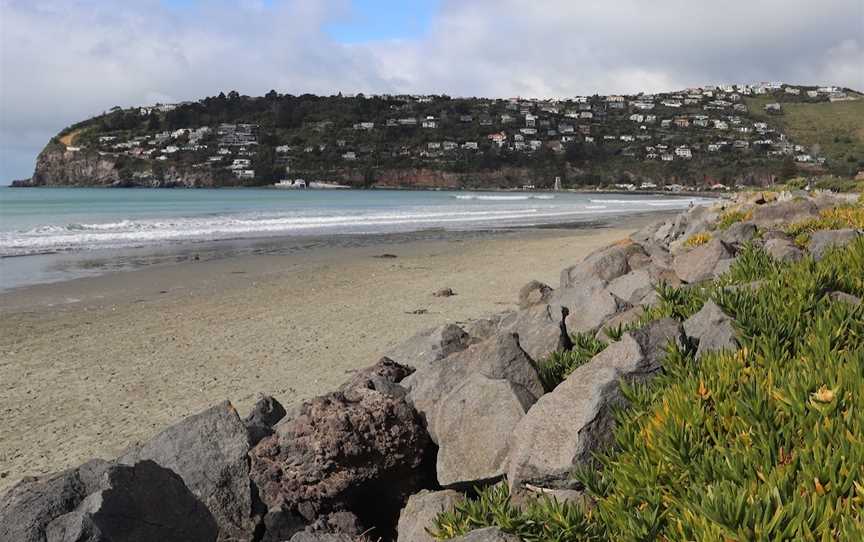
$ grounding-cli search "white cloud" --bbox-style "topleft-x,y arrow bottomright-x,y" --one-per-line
1,0 -> 862,180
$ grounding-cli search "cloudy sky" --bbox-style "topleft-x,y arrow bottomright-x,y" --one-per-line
1,0 -> 862,181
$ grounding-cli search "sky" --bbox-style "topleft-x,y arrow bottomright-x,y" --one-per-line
0,0 -> 862,182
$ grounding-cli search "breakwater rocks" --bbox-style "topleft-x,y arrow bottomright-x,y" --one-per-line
2,191 -> 861,542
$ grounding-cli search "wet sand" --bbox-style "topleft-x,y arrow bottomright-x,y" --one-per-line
0,213 -> 668,491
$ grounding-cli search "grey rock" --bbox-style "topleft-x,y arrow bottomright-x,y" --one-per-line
406,333 -> 544,442
607,269 -> 653,304
45,461 -> 217,542
809,229 -> 860,260
560,242 -> 643,289
595,306 -> 645,342
680,206 -> 719,240
118,401 -> 255,541
764,238 -> 803,263
433,288 -> 456,298
683,300 -> 738,359
496,303 -> 571,362
507,318 -> 683,489
397,490 -> 463,542
829,291 -> 862,306
563,288 -> 631,334
245,395 -> 288,446
751,198 -> 819,226
673,239 -> 735,283
518,280 -> 553,309
463,315 -> 506,342
0,459 -> 111,542
433,374 -> 534,487
718,222 -> 757,247
385,324 -> 472,373
452,527 -> 521,542
712,258 -> 736,278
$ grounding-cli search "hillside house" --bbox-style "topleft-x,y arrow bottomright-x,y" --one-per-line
462,141 -> 478,150
674,117 -> 690,128
398,117 -> 418,126
422,117 -> 438,129
442,141 -> 458,151
525,114 -> 537,127
661,153 -> 674,161
342,151 -> 357,160
675,146 -> 692,159
488,132 -> 507,146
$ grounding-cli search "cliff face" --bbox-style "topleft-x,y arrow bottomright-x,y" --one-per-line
29,143 -> 121,186
25,142 -> 231,188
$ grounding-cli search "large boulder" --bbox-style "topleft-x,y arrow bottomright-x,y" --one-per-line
496,303 -> 570,361
0,459 -> 111,542
44,461 -> 217,542
607,269 -> 654,305
117,401 -> 255,541
433,374 -> 535,487
672,239 -> 735,284
517,280 -> 553,309
559,241 -> 644,289
808,229 -> 860,260
451,528 -> 521,542
751,198 -> 818,227
683,300 -> 738,359
406,333 -> 544,442
249,384 -> 431,538
764,238 -> 803,263
717,222 -> 757,247
562,288 -> 631,335
384,324 -> 472,373
507,319 -> 684,489
397,490 -> 463,542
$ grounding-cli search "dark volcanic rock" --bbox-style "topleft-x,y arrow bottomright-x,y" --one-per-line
44,461 -> 217,542
249,386 -> 432,539
118,401 -> 256,541
245,395 -> 288,446
339,357 -> 414,399
0,459 -> 111,542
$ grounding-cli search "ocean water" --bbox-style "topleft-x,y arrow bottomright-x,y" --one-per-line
0,187 -> 710,290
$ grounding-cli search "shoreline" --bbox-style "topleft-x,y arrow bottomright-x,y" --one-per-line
0,211 -> 672,490
0,209 -> 683,293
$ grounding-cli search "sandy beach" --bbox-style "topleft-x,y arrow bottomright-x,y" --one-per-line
0,213 -> 670,491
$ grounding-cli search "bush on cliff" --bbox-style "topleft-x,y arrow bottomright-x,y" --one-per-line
432,237 -> 864,540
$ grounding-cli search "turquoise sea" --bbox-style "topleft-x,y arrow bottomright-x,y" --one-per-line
0,187 -> 710,289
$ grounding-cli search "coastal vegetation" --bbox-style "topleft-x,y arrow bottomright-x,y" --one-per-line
432,234 -> 864,540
